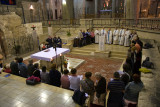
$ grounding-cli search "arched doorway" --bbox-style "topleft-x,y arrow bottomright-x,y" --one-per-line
0,29 -> 6,58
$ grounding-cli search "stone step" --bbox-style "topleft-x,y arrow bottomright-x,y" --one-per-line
110,53 -> 127,58
111,51 -> 127,54
72,48 -> 95,52
109,56 -> 125,60
72,49 -> 93,53
70,52 -> 90,56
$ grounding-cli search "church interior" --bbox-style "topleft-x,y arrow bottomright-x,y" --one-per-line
0,0 -> 160,107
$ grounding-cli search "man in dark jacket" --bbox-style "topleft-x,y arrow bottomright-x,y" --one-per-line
18,57 -> 28,78
10,57 -> 19,76
46,36 -> 53,48
49,63 -> 61,87
27,59 -> 35,76
95,72 -> 106,105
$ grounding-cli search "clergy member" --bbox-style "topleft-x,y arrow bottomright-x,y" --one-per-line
119,27 -> 125,46
94,28 -> 100,43
124,28 -> 131,47
106,28 -> 112,44
78,29 -> 83,47
113,27 -> 119,45
100,27 -> 106,37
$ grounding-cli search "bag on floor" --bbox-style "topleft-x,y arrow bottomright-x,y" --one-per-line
72,90 -> 87,106
26,76 -> 40,85
142,57 -> 154,69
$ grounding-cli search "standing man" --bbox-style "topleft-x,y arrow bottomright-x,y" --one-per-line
119,27 -> 125,46
124,28 -> 131,47
78,30 -> 83,47
99,27 -> 106,51
113,27 -> 119,45
94,28 -> 100,44
106,28 -> 113,44
100,27 -> 106,37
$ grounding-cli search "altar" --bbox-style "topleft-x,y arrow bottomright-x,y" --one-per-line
31,48 -> 70,69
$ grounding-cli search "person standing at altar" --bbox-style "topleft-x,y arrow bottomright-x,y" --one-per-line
94,28 -> 100,44
119,27 -> 125,46
106,28 -> 113,44
46,36 -> 53,48
124,28 -> 131,47
78,30 -> 83,47
113,27 -> 119,45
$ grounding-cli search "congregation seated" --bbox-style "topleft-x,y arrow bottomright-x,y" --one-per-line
0,54 -> 3,68
10,57 -> 19,76
61,69 -> 70,89
80,72 -> 95,103
69,68 -> 80,91
49,63 -> 61,87
27,59 -> 34,77
40,66 -> 49,84
95,72 -> 106,105
2,65 -> 11,73
18,57 -> 28,78
124,74 -> 144,107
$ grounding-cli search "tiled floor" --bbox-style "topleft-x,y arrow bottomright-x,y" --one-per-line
0,75 -> 75,107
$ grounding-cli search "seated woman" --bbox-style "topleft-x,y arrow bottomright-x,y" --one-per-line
40,66 -> 49,84
124,74 -> 144,107
69,68 -> 80,91
61,70 -> 70,89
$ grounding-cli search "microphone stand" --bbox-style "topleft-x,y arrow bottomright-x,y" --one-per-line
53,44 -> 57,69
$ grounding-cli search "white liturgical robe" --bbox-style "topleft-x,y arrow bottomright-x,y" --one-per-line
106,30 -> 112,44
99,36 -> 105,51
124,30 -> 131,47
113,29 -> 119,45
100,29 -> 106,36
94,30 -> 100,43
119,29 -> 125,45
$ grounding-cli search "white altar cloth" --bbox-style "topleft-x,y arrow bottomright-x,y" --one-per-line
31,48 -> 70,61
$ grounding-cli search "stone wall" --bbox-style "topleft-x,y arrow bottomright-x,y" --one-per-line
0,12 -> 36,57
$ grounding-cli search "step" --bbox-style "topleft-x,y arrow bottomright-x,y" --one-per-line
109,56 -> 125,60
111,51 -> 127,54
70,52 -> 90,56
110,53 -> 127,58
72,49 -> 94,53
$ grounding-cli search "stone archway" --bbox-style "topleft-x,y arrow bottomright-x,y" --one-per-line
0,29 -> 6,58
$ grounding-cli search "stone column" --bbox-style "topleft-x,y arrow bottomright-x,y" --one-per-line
48,27 -> 53,36
62,0 -> 74,19
32,30 -> 39,50
95,0 -> 98,17
112,0 -> 116,18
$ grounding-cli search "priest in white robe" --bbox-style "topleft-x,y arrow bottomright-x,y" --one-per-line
124,28 -> 131,47
113,27 -> 119,45
119,27 -> 125,45
94,28 -> 100,43
99,27 -> 106,51
106,28 -> 112,44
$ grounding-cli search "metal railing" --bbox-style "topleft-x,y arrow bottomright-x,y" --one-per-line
43,18 -> 160,31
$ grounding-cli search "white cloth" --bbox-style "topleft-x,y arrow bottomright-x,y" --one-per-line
113,29 -> 119,45
100,29 -> 106,36
119,29 -> 125,45
99,36 -> 105,51
124,30 -> 131,47
94,30 -> 100,43
69,75 -> 80,90
106,30 -> 112,44
31,48 -> 70,61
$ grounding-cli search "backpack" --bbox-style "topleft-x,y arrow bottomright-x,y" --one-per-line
142,57 -> 154,69
143,43 -> 153,49
72,90 -> 87,106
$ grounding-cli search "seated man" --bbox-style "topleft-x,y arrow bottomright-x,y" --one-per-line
69,68 -> 80,91
107,72 -> 125,107
61,70 -> 70,89
40,66 -> 49,84
10,57 -> 19,76
18,57 -> 28,78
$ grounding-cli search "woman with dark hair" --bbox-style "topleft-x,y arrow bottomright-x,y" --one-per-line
33,63 -> 41,79
80,72 -> 95,103
49,63 -> 61,87
124,74 -> 144,107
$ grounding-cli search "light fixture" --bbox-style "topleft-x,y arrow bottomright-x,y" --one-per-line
62,0 -> 66,5
29,5 -> 34,10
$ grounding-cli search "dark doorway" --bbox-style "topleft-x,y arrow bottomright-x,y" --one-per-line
55,9 -> 58,19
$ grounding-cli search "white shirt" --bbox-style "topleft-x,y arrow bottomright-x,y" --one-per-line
69,75 -> 80,90
94,30 -> 100,35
